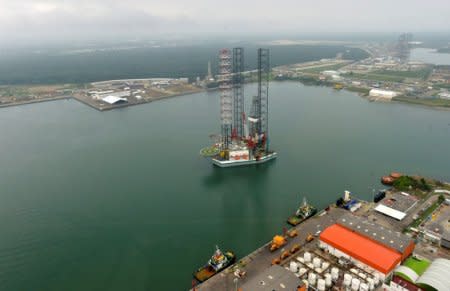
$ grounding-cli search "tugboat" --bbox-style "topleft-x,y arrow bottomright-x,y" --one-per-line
193,245 -> 236,283
287,197 -> 317,226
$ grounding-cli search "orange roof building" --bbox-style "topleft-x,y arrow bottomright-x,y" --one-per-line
320,224 -> 406,274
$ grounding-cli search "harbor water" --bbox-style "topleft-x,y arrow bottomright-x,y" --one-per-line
0,82 -> 449,290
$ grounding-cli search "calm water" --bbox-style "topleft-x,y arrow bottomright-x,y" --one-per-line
0,82 -> 449,291
411,48 -> 450,65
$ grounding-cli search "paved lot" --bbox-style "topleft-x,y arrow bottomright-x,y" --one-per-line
194,207 -> 349,291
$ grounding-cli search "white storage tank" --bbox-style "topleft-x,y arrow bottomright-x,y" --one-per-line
315,267 -> 322,274
359,272 -> 367,280
344,274 -> 352,286
317,279 -> 326,291
359,283 -> 369,291
297,257 -> 305,263
351,278 -> 361,291
322,262 -> 330,270
313,257 -> 321,268
304,252 -> 312,262
290,262 -> 299,273
302,279 -> 309,289
324,274 -> 332,286
367,278 -> 374,290
350,268 -> 358,274
331,267 -> 339,280
373,274 -> 380,284
299,268 -> 307,276
306,263 -> 314,269
308,273 -> 317,286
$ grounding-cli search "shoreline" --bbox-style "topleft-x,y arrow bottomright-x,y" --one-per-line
1,79 -> 449,111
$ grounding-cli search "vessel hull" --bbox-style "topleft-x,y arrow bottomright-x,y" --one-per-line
211,152 -> 277,168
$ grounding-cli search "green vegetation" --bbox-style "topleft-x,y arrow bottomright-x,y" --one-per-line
345,72 -> 404,82
434,83 -> 450,89
410,196 -> 444,228
373,67 -> 433,80
345,86 -> 370,95
393,176 -> 431,191
298,63 -> 349,74
0,45 -> 368,85
393,96 -> 450,108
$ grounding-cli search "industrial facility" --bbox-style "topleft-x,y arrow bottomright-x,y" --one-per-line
319,214 -> 415,280
200,48 -> 277,167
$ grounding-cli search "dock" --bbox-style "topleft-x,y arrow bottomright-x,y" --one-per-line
193,207 -> 349,290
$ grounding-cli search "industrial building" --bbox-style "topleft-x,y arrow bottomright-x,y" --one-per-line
391,258 -> 450,291
101,96 -> 128,105
319,214 -> 415,279
369,89 -> 398,100
374,192 -> 419,221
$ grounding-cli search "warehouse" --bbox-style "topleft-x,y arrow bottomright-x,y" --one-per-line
319,215 -> 415,280
369,89 -> 398,100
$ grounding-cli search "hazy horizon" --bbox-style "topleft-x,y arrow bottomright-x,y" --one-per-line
1,0 -> 449,46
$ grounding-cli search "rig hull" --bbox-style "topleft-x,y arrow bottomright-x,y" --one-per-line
211,152 -> 277,168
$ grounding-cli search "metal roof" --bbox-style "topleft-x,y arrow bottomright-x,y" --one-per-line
374,204 -> 407,221
320,224 -> 402,274
102,96 -> 128,104
337,213 -> 412,254
239,265 -> 303,291
394,266 -> 419,282
416,259 -> 450,291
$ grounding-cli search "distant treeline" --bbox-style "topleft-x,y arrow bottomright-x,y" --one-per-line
0,44 -> 368,85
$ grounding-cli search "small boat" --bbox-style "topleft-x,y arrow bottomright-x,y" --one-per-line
287,197 -> 317,226
381,176 -> 395,185
193,245 -> 236,283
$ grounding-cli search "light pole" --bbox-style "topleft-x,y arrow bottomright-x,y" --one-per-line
233,277 -> 239,291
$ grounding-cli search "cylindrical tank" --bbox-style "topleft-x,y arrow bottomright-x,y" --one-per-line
299,268 -> 307,276
324,274 -> 332,286
373,274 -> 380,284
315,267 -> 322,274
343,274 -> 352,286
313,257 -> 321,268
290,262 -> 299,273
367,278 -> 374,290
306,263 -> 314,269
304,252 -> 312,262
308,273 -> 317,286
302,279 -> 309,289
360,283 -> 369,291
331,267 -> 339,280
351,278 -> 361,291
322,262 -> 330,270
350,268 -> 358,274
359,272 -> 367,280
297,257 -> 305,263
317,279 -> 326,291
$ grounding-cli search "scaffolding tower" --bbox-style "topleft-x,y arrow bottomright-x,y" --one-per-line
219,49 -> 233,149
232,47 -> 245,139
249,48 -> 270,151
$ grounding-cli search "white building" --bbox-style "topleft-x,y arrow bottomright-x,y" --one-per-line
369,89 -> 398,100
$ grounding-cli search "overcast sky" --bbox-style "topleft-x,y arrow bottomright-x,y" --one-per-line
1,0 -> 449,44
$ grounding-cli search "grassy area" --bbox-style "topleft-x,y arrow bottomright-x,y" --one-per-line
393,96 -> 450,108
434,83 -> 450,89
409,195 -> 444,228
345,72 -> 404,82
373,67 -> 433,80
393,176 -> 432,192
298,63 -> 349,74
345,86 -> 370,95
